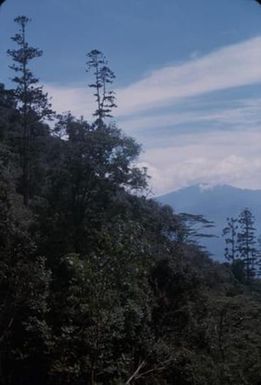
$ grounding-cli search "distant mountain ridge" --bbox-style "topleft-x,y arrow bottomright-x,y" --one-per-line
157,184 -> 261,260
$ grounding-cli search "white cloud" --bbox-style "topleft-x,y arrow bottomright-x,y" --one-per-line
117,36 -> 261,116
44,36 -> 261,195
46,84 -> 95,119
120,98 -> 261,132
140,129 -> 261,195
46,36 -> 261,119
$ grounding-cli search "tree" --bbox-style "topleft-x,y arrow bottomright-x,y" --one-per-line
0,145 -> 51,385
86,50 -> 117,124
7,16 -> 53,205
38,114 -> 148,259
255,235 -> 261,279
179,212 -> 215,249
49,220 -> 154,385
222,217 -> 239,262
237,208 -> 257,282
0,83 -> 18,144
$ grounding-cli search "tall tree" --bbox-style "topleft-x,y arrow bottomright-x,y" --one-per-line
255,235 -> 261,278
86,50 -> 117,124
7,16 -> 52,205
222,217 -> 239,262
40,114 -> 147,258
237,208 -> 257,282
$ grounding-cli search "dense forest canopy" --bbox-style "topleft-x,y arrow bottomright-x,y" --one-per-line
0,9 -> 261,385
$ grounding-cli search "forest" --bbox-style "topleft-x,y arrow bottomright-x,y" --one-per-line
0,13 -> 261,385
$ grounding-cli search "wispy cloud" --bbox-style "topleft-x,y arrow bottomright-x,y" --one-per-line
120,98 -> 261,133
45,36 -> 261,195
117,36 -> 261,116
46,36 -> 261,119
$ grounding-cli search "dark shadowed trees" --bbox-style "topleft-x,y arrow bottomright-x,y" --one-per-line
7,16 -> 53,205
38,113 -> 147,259
86,50 -> 117,125
0,143 -> 51,385
222,210 -> 259,283
237,208 -> 257,282
0,12 -> 261,385
222,217 -> 239,262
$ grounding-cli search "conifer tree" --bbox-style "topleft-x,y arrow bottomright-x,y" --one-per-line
86,50 -> 117,124
7,16 -> 52,205
222,217 -> 239,262
237,208 -> 257,282
255,235 -> 261,278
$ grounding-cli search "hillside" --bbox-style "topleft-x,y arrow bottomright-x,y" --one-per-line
1,8 -> 261,385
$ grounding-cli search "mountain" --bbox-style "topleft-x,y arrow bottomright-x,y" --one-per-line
157,184 -> 261,260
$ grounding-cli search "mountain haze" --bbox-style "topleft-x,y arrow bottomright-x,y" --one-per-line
158,185 -> 261,259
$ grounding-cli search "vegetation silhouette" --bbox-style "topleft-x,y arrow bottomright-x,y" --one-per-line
0,11 -> 261,385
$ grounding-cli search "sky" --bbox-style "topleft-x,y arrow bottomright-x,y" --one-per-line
1,0 -> 261,195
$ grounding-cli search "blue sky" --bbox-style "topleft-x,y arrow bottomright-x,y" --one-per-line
1,0 -> 261,194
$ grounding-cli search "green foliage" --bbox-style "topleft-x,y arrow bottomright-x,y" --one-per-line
7,16 -> 53,205
223,209 -> 261,283
0,151 -> 51,384
0,15 -> 260,385
37,114 -> 147,259
223,217 -> 239,262
237,208 -> 257,282
7,16 -> 52,121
